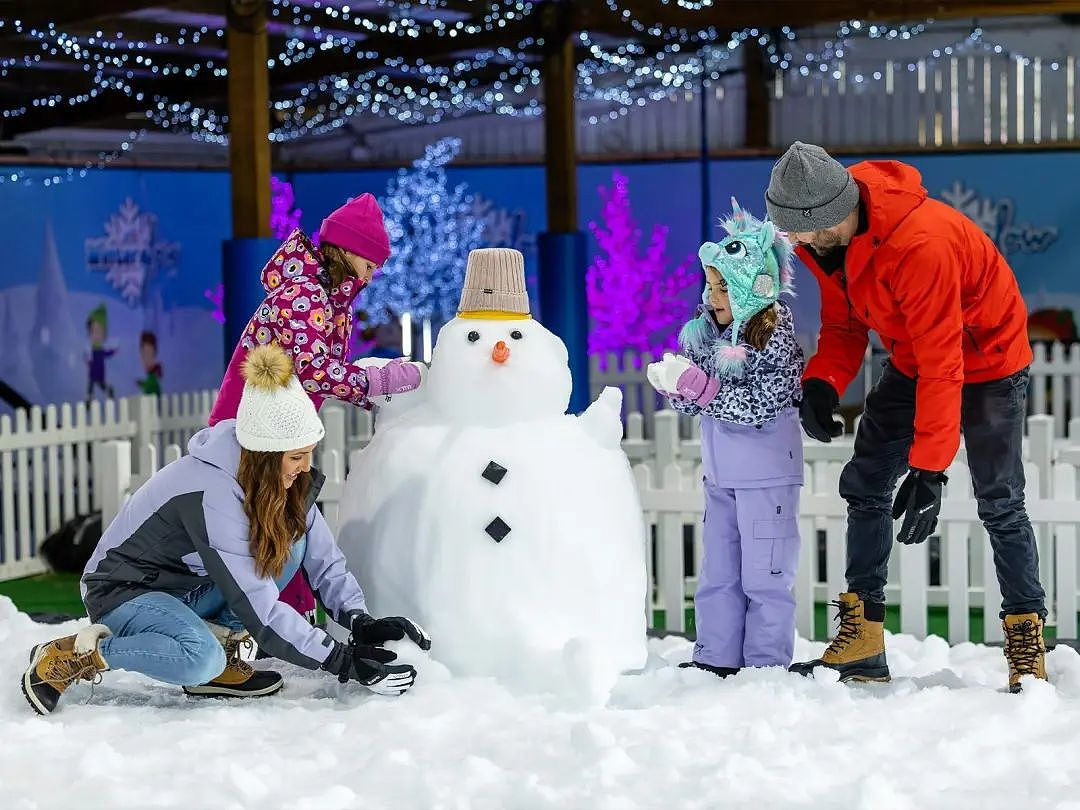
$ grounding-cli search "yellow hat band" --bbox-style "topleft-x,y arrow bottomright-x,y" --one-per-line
457,310 -> 532,321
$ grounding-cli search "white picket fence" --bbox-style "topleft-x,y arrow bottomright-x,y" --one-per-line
636,448 -> 1080,645
0,392 -> 217,581
593,340 -> 1080,439
8,361 -> 1080,642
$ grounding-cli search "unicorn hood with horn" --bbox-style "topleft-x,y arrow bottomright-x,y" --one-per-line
685,198 -> 795,377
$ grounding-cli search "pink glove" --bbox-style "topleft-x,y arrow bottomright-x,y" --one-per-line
646,354 -> 720,406
364,359 -> 423,398
673,364 -> 721,406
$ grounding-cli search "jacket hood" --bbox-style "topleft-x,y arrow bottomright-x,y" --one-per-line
850,160 -> 927,245
260,229 -> 365,310
187,420 -> 242,478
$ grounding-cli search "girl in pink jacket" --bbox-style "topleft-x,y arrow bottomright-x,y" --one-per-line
209,193 -> 423,620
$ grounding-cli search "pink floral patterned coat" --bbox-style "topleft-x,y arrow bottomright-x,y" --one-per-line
209,229 -> 376,426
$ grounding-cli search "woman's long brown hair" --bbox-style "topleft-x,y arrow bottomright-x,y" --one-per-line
236,449 -> 310,580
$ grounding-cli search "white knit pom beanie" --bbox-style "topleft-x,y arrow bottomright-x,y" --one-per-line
235,343 -> 325,452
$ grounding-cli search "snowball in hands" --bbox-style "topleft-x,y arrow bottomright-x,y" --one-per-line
646,353 -> 694,394
336,316 -> 648,687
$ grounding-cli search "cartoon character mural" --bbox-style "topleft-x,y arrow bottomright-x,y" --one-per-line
85,304 -> 117,401
137,330 -> 163,395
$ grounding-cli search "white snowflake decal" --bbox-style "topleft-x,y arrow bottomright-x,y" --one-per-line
939,181 -> 1058,257
85,198 -> 180,306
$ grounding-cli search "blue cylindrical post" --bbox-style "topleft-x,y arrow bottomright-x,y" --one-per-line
538,231 -> 589,413
221,237 -> 279,366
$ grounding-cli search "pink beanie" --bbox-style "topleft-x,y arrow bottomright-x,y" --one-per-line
317,193 -> 391,267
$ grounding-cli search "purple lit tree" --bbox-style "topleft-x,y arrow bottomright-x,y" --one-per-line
270,176 -> 303,240
204,284 -> 225,324
586,171 -> 699,368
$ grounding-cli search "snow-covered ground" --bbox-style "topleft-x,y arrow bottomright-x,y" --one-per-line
4,594 -> 1080,810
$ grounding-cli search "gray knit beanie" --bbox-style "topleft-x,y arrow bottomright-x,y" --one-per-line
765,141 -> 859,232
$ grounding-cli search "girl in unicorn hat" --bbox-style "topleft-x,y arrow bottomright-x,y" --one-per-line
646,200 -> 805,676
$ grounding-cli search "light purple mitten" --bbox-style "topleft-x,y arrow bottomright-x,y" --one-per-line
673,363 -> 721,406
365,359 -> 423,398
647,354 -> 720,406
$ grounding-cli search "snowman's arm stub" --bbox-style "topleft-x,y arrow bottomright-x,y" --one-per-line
576,386 -> 624,450
301,505 -> 369,626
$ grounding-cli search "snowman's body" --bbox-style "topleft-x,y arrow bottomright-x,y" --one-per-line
336,316 -> 648,684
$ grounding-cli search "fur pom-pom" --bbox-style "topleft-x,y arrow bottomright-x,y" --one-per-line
715,344 -> 748,378
679,316 -> 713,357
241,343 -> 294,391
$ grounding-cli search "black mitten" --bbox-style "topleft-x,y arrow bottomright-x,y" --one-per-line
322,642 -> 416,696
799,378 -> 844,443
892,469 -> 948,545
351,613 -> 432,650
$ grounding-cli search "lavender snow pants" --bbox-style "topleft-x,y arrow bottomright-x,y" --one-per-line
693,483 -> 800,669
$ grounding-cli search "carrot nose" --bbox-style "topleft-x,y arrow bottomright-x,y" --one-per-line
491,341 -> 511,364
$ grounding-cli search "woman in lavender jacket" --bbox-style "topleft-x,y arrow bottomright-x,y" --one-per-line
22,344 -> 429,715
647,203 -> 805,676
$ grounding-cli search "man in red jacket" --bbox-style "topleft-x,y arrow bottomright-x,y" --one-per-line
765,142 -> 1045,691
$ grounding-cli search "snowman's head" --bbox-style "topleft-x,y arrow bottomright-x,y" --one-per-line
428,317 -> 572,424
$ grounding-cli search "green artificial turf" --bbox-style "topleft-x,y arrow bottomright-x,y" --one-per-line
0,573 -> 86,619
0,573 -> 1064,644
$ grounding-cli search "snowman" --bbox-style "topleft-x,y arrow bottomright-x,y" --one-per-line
336,248 -> 648,688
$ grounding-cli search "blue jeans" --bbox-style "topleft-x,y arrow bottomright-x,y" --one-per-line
97,592 -> 228,686
840,362 -> 1045,618
97,562 -> 297,686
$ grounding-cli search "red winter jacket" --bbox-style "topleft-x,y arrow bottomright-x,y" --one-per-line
800,160 -> 1032,473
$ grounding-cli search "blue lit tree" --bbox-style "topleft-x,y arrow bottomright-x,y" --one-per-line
359,137 -> 484,328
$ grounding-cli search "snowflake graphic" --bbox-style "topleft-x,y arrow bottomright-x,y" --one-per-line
939,181 -> 1058,257
85,198 -> 180,306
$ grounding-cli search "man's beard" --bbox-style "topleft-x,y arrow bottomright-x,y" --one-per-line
809,233 -> 842,256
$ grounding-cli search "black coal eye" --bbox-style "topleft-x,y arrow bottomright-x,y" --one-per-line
467,331 -> 480,343
725,240 -> 745,255
510,330 -> 523,340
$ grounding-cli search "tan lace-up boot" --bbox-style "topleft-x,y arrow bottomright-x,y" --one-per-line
789,592 -> 890,682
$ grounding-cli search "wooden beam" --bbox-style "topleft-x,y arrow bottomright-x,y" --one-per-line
541,6 -> 577,233
226,0 -> 271,239
0,62 -> 226,136
0,1 -> 173,38
0,91 -> 149,137
575,0 -> 1080,30
742,37 -> 769,149
274,13 -> 541,87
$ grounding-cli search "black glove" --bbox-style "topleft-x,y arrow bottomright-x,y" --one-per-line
892,469 -> 948,545
351,613 -> 432,651
799,378 -> 844,443
323,641 -> 417,695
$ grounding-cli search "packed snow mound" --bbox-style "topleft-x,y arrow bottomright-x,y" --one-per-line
337,315 -> 648,688
4,603 -> 1080,810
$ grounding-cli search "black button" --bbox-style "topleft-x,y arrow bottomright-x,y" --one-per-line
485,517 -> 511,543
467,331 -> 480,343
482,461 -> 508,485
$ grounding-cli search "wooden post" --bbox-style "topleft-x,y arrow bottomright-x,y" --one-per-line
743,36 -> 770,149
537,2 -> 589,413
227,0 -> 271,238
542,32 -> 577,232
